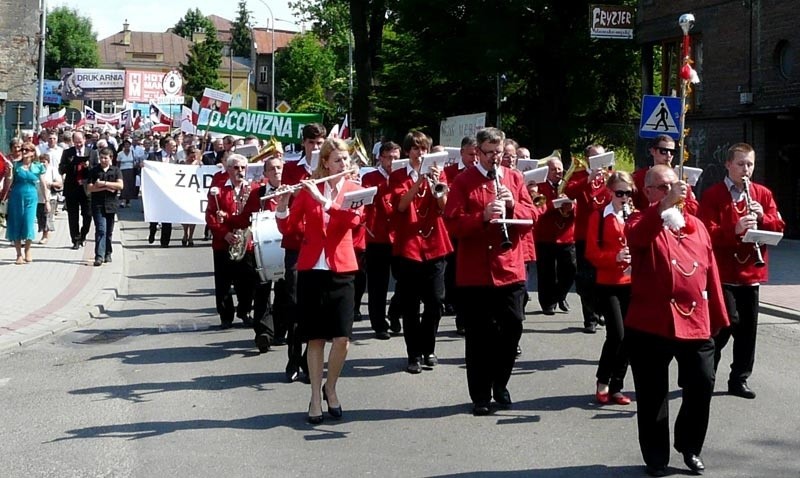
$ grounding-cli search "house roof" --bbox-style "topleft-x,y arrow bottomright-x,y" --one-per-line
252,28 -> 298,55
207,14 -> 233,44
97,29 -> 249,72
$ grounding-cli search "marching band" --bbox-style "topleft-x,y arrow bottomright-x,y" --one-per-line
195,125 -> 783,475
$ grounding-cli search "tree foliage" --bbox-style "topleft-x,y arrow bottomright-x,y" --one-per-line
45,7 -> 99,79
274,33 -> 341,121
231,1 -> 253,58
179,15 -> 225,100
172,8 -> 212,39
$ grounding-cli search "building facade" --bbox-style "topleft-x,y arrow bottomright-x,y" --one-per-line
638,0 -> 800,237
0,0 -> 41,151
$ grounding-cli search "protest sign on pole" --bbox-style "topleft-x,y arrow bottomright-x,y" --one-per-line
439,113 -> 487,147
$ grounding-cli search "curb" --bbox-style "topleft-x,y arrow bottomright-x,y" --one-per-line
760,302 -> 800,322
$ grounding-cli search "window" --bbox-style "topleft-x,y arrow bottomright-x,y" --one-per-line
774,40 -> 794,79
259,65 -> 269,84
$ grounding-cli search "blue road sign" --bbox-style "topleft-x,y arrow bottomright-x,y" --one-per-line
639,95 -> 682,140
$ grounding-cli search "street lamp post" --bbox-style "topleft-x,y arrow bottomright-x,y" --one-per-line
256,0 -> 275,111
37,0 -> 47,128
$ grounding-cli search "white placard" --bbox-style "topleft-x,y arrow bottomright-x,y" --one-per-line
392,159 -> 409,171
674,166 -> 703,186
439,112 -> 486,147
419,151 -> 450,175
742,229 -> 783,246
552,198 -> 574,208
141,161 -> 226,224
523,166 -> 549,184
342,186 -> 378,209
444,147 -> 461,164
589,151 -> 615,172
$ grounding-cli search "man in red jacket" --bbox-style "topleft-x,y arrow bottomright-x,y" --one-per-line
698,143 -> 784,399
445,127 -> 535,416
625,165 -> 729,477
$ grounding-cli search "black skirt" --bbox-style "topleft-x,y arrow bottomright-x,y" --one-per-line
297,269 -> 355,340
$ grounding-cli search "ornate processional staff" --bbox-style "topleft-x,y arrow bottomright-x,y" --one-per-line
677,13 -> 700,181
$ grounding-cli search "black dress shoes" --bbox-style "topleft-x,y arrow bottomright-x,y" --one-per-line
406,357 -> 422,374
307,404 -> 323,425
683,452 -> 705,475
644,464 -> 668,477
423,353 -> 438,367
542,307 -> 556,316
493,388 -> 512,408
558,299 -> 570,312
285,367 -> 300,383
254,335 -> 271,353
728,380 -> 756,399
148,234 -> 155,244
584,323 -> 597,334
388,316 -> 402,334
375,331 -> 391,340
71,241 -> 80,250
472,402 -> 491,416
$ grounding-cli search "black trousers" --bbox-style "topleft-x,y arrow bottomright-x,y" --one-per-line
212,249 -> 255,323
354,249 -> 367,318
715,285 -> 759,384
462,283 -> 525,404
595,284 -> 631,393
627,329 -> 716,468
65,187 -> 91,243
271,278 -> 288,340
252,277 -> 275,343
393,256 -> 445,360
575,241 -> 601,326
534,242 -> 576,311
366,243 -> 393,333
149,222 -> 172,246
280,250 -> 307,374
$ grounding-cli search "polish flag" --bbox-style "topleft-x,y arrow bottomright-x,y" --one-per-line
339,114 -> 350,140
39,108 -> 66,128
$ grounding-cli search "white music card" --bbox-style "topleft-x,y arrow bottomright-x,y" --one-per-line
552,198 -> 574,208
516,158 -> 540,172
342,186 -> 378,209
523,166 -> 549,184
419,151 -> 450,175
589,152 -> 615,172
674,166 -> 703,186
742,229 -> 783,246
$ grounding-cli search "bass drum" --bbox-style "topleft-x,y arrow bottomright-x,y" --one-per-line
251,211 -> 285,282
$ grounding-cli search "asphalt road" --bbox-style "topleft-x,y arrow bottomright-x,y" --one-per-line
0,216 -> 799,478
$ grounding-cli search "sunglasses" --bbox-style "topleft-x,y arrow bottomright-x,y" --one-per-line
657,147 -> 675,156
614,190 -> 633,198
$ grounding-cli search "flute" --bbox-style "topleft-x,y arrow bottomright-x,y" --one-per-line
488,169 -> 512,250
260,167 -> 358,200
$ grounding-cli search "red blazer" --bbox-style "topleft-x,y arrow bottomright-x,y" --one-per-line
534,180 -> 575,244
206,179 -> 255,252
585,209 -> 632,285
276,180 -> 363,273
361,168 -> 394,245
444,166 -> 534,287
698,180 -> 785,285
624,205 -> 729,340
389,167 -> 453,261
443,163 -> 468,183
280,158 -> 313,251
565,170 -> 611,242
632,166 -> 698,215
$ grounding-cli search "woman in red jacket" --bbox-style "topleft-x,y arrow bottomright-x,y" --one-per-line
276,138 -> 363,424
585,171 -> 634,405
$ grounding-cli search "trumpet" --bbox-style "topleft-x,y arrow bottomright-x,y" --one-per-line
260,167 -> 359,201
532,194 -> 546,207
742,176 -> 765,268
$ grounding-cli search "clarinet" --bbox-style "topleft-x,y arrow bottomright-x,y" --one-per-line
488,169 -> 513,250
742,176 -> 765,268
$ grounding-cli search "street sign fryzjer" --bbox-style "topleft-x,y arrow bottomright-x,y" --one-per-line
590,4 -> 635,40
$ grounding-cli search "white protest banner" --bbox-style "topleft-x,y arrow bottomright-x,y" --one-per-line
141,161 -> 224,224
439,112 -> 486,147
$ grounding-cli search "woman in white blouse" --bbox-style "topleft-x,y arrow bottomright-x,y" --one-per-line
116,139 -> 137,208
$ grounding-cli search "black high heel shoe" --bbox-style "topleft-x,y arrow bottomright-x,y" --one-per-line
307,403 -> 323,425
322,383 -> 343,419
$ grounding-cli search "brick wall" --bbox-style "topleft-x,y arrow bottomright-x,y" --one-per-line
0,0 -> 40,102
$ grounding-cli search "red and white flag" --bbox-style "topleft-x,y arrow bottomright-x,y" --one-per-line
339,114 -> 350,140
39,108 -> 66,129
149,101 -> 173,126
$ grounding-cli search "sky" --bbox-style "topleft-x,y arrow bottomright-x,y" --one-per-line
51,0 -> 302,40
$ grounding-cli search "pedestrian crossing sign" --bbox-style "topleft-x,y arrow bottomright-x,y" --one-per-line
639,95 -> 682,140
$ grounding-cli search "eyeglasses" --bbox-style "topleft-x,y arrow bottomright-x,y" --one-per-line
650,183 -> 672,192
614,190 -> 633,198
480,148 -> 503,158
21,148 -> 35,152
231,165 -> 247,170
657,147 -> 675,156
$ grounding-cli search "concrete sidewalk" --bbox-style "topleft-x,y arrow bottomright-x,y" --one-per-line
0,208 -> 125,352
1,203 -> 797,353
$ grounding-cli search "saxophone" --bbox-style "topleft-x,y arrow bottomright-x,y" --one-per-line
229,178 -> 252,261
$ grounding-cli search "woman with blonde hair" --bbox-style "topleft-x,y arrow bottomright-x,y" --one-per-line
276,138 -> 363,424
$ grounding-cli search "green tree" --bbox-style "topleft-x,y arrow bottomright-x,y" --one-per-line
172,8 -> 212,39
44,7 -> 99,79
179,20 -> 225,100
231,1 -> 253,57
274,33 -> 340,121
